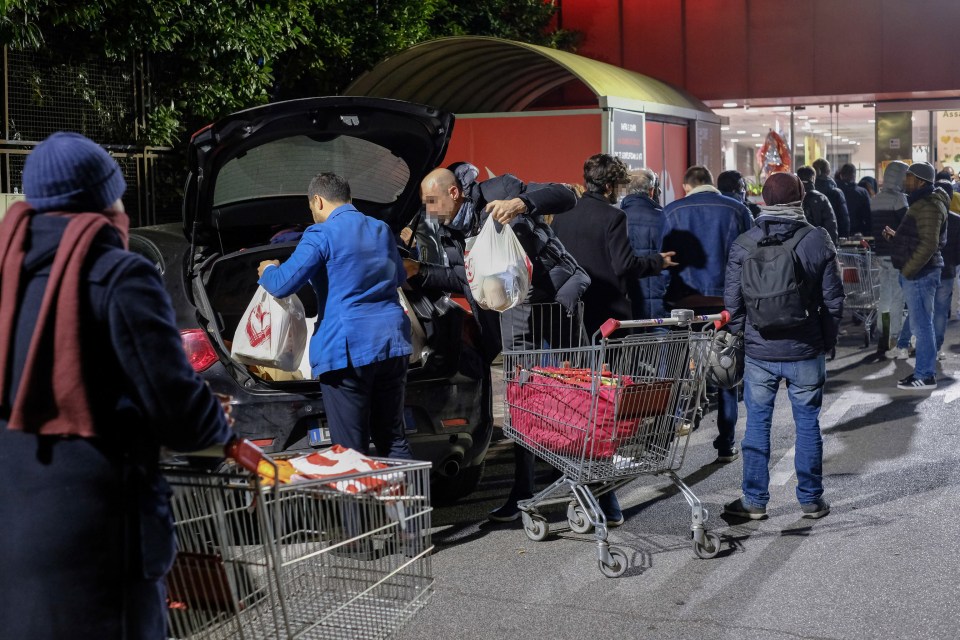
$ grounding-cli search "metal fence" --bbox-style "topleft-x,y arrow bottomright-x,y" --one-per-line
2,46 -> 181,226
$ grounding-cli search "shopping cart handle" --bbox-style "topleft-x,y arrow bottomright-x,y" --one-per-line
714,310 -> 731,330
600,318 -> 622,338
224,438 -> 265,474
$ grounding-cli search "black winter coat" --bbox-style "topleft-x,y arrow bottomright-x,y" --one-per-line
942,211 -> 960,280
464,174 -> 589,312
816,175 -> 850,238
551,192 -> 663,335
0,214 -> 232,639
412,225 -> 503,363
800,180 -> 839,244
838,179 -> 873,236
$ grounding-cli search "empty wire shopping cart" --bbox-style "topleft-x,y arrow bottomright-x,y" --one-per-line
838,243 -> 880,347
164,441 -> 433,639
501,305 -> 729,577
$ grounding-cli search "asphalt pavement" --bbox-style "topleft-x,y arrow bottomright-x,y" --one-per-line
397,319 -> 960,640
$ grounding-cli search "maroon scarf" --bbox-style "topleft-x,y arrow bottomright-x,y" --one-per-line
0,200 -> 130,437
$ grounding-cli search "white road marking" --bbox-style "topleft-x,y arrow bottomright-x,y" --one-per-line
863,361 -> 897,380
770,389 -> 888,485
931,370 -> 960,404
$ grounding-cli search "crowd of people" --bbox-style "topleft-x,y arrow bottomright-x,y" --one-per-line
3,130 -> 957,636
399,153 -> 957,524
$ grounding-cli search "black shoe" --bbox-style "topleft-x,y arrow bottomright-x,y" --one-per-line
897,375 -> 937,390
800,498 -> 830,519
488,502 -> 521,522
606,514 -> 625,528
723,497 -> 767,520
714,447 -> 740,463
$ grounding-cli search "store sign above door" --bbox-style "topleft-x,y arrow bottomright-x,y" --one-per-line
611,109 -> 645,170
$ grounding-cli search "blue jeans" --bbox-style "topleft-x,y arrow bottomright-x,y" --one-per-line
898,269 -> 941,378
898,272 -> 953,353
741,355 -> 826,508
877,256 -> 905,340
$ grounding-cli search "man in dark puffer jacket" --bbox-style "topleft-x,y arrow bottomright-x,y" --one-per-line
893,179 -> 959,363
884,162 -> 949,390
837,163 -> 873,236
797,165 -> 839,244
813,158 -> 850,238
722,172 -> 843,522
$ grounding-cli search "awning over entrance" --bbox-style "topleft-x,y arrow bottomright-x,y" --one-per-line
346,36 -> 718,122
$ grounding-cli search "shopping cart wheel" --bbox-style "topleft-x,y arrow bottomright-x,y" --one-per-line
692,531 -> 722,559
566,503 -> 593,534
521,511 -> 549,542
598,546 -> 628,578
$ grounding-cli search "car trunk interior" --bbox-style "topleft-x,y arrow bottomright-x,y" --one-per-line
196,243 -> 318,384
194,238 -> 452,386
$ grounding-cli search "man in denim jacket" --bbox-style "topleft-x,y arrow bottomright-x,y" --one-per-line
661,166 -> 753,464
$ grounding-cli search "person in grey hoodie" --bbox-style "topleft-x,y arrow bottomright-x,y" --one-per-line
871,161 -> 910,354
722,172 -> 844,521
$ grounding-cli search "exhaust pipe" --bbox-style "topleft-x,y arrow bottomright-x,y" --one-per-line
439,457 -> 462,478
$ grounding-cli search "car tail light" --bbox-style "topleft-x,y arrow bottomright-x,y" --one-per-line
181,329 -> 218,372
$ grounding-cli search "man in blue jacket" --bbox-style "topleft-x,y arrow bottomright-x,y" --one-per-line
621,167 -> 669,320
723,172 -> 844,521
258,172 -> 413,458
661,166 -> 753,464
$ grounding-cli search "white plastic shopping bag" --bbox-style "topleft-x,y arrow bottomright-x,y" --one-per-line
231,286 -> 307,371
464,216 -> 532,312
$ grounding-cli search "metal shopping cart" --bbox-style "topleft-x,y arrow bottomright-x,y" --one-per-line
838,242 -> 880,347
501,305 -> 729,577
163,441 -> 433,639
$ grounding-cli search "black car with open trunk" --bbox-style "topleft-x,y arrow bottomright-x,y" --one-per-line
129,97 -> 491,502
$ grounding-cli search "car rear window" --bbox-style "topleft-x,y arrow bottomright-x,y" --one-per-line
212,135 -> 411,207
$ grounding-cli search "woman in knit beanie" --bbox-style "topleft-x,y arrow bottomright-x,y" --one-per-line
0,132 -> 233,639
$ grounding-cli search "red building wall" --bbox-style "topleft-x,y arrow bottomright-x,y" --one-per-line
443,113 -> 602,185
559,0 -> 960,101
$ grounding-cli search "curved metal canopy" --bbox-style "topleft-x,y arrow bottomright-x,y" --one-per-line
346,36 -> 717,121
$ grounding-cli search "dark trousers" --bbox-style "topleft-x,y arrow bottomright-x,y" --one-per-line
685,302 -> 740,453
319,355 -> 412,459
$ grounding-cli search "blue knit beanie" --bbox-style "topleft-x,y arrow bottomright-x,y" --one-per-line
23,132 -> 127,213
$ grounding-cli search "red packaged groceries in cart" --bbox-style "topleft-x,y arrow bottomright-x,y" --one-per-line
506,366 -> 672,459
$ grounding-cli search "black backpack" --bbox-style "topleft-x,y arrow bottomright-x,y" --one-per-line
736,225 -> 815,332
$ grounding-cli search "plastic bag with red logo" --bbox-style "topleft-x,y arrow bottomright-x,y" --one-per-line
464,215 -> 532,312
230,286 -> 307,371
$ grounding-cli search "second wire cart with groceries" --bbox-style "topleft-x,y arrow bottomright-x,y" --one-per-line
501,306 -> 729,577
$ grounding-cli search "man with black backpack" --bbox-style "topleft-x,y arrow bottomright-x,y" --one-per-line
722,172 -> 844,521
